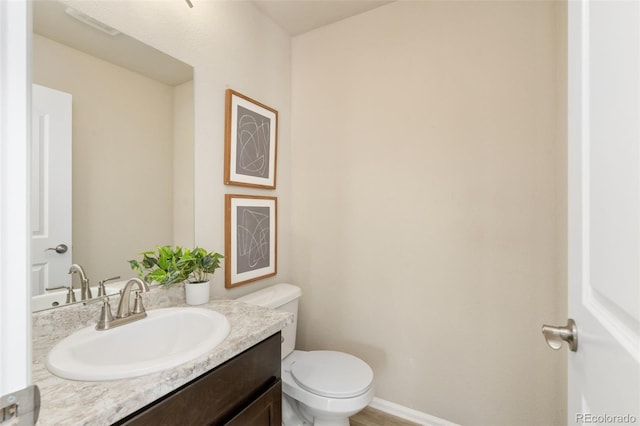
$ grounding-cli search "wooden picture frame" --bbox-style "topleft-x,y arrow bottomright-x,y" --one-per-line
224,89 -> 278,189
225,194 -> 277,288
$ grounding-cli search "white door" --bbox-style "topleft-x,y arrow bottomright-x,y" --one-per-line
566,0 -> 640,423
30,84 -> 72,296
0,0 -> 32,397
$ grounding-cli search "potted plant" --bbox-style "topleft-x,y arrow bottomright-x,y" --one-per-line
129,246 -> 224,305
180,247 -> 224,305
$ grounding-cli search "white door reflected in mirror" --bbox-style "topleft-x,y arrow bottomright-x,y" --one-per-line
30,84 -> 72,297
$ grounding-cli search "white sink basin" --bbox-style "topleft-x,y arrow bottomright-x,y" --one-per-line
46,307 -> 230,381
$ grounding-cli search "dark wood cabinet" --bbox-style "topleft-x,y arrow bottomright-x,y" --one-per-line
114,332 -> 282,426
226,381 -> 281,426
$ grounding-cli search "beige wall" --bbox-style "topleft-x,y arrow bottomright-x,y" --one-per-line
33,34 -> 178,281
173,80 -> 195,248
291,2 -> 566,425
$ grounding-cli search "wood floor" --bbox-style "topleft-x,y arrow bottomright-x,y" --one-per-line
350,407 -> 421,426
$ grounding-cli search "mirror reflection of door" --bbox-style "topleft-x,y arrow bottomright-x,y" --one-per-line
30,84 -> 72,297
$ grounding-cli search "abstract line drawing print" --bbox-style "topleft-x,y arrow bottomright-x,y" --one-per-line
236,206 -> 270,274
236,105 -> 271,179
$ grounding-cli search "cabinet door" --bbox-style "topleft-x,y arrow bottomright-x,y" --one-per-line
226,380 -> 282,426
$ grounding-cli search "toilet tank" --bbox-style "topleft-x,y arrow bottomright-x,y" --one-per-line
236,283 -> 301,359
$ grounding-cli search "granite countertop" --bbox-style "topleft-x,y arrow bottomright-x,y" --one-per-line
32,296 -> 292,425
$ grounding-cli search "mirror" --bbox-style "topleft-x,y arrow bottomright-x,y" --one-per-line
31,1 -> 194,312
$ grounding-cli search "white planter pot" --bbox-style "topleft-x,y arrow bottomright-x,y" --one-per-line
185,280 -> 210,305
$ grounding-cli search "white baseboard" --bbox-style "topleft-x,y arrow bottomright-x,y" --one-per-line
368,397 -> 460,426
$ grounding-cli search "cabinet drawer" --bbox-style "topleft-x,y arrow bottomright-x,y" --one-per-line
116,332 -> 281,426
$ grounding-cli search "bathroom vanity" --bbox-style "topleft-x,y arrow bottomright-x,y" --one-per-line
31,290 -> 292,425
116,333 -> 282,425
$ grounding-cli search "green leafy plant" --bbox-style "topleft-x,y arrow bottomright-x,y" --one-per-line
129,246 -> 223,286
183,247 -> 224,283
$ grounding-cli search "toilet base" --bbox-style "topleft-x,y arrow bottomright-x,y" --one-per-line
282,394 -> 358,426
282,394 -> 307,426
298,402 -> 351,426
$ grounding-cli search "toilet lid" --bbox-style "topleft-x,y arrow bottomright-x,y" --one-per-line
290,351 -> 373,398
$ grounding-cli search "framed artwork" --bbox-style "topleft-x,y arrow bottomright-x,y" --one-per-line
225,194 -> 277,288
224,89 -> 278,189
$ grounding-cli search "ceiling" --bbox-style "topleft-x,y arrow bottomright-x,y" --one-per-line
33,1 -> 392,86
251,0 -> 393,36
33,0 -> 193,86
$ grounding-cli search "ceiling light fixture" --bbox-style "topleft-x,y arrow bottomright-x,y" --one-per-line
64,7 -> 121,36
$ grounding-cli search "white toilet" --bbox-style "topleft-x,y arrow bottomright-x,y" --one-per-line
237,283 -> 375,426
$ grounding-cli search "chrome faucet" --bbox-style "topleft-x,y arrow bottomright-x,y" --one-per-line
69,264 -> 91,300
88,278 -> 150,330
116,278 -> 150,319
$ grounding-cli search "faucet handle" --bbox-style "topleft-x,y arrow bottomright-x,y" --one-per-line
84,296 -> 114,330
45,286 -> 68,291
132,290 -> 146,315
99,275 -> 121,284
96,297 -> 115,330
97,275 -> 120,297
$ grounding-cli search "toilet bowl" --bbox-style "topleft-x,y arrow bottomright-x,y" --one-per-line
236,283 -> 375,426
282,350 -> 375,425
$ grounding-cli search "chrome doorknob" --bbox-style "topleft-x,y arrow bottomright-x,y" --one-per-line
46,244 -> 68,254
542,318 -> 578,352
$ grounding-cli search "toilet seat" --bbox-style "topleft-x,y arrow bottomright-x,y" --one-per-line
290,351 -> 373,398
